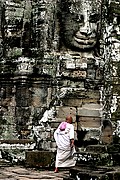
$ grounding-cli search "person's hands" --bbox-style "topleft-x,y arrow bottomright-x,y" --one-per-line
71,143 -> 74,148
70,139 -> 74,148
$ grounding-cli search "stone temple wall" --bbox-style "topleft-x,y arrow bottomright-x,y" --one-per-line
0,0 -> 119,154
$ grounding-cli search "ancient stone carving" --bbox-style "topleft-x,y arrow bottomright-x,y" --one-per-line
4,0 -> 32,57
102,1 -> 120,119
57,0 -> 103,87
59,0 -> 101,54
100,119 -> 113,144
108,1 -> 120,62
16,57 -> 35,74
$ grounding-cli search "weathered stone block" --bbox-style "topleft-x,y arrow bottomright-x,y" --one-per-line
25,151 -> 55,168
0,139 -> 35,144
71,70 -> 86,78
60,80 -> 84,88
85,91 -> 100,98
51,119 -> 75,129
62,98 -> 82,107
87,69 -> 95,79
15,107 -> 31,118
82,98 -> 99,104
69,166 -> 108,180
107,144 -> 120,153
40,141 -> 51,150
66,59 -> 75,69
107,171 -> 120,180
83,128 -> 100,141
77,103 -> 102,117
77,117 -> 101,128
32,96 -> 42,107
77,109 -> 101,117
75,151 -> 111,166
0,125 -> 17,140
50,120 -> 62,127
2,116 -> 15,125
75,59 -> 87,69
86,145 -> 107,153
56,106 -> 76,122
112,153 -> 120,166
50,141 -> 56,148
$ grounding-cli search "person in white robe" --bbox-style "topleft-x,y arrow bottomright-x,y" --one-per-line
54,115 -> 76,173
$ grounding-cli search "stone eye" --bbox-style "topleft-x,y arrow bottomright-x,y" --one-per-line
89,14 -> 100,23
73,14 -> 84,23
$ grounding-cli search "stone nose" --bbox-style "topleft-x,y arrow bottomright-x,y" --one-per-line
79,22 -> 92,36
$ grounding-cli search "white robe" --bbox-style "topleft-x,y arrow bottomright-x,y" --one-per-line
54,122 -> 76,167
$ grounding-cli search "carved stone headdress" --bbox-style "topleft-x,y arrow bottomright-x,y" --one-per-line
60,0 -> 102,14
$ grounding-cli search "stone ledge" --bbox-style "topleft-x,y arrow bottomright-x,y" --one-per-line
68,165 -> 115,180
0,139 -> 35,150
86,145 -> 108,153
0,139 -> 35,144
0,144 -> 35,150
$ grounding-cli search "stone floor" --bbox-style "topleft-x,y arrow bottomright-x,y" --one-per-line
0,166 -> 69,180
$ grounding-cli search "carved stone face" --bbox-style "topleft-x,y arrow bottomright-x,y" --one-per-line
108,2 -> 120,61
60,0 -> 101,51
109,2 -> 120,39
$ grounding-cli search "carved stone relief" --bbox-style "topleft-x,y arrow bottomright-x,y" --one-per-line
59,0 -> 101,54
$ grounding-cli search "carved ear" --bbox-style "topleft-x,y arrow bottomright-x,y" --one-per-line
103,120 -> 112,129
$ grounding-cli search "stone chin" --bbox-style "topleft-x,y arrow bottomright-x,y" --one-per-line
72,36 -> 97,50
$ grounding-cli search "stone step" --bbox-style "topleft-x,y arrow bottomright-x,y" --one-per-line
85,144 -> 120,154
106,170 -> 120,180
107,144 -> 120,153
69,167 -> 106,180
86,144 -> 107,153
74,151 -> 112,166
74,145 -> 120,166
68,165 -> 115,180
0,159 -> 12,167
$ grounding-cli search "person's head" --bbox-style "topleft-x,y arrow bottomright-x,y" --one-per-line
59,0 -> 102,51
66,115 -> 73,124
